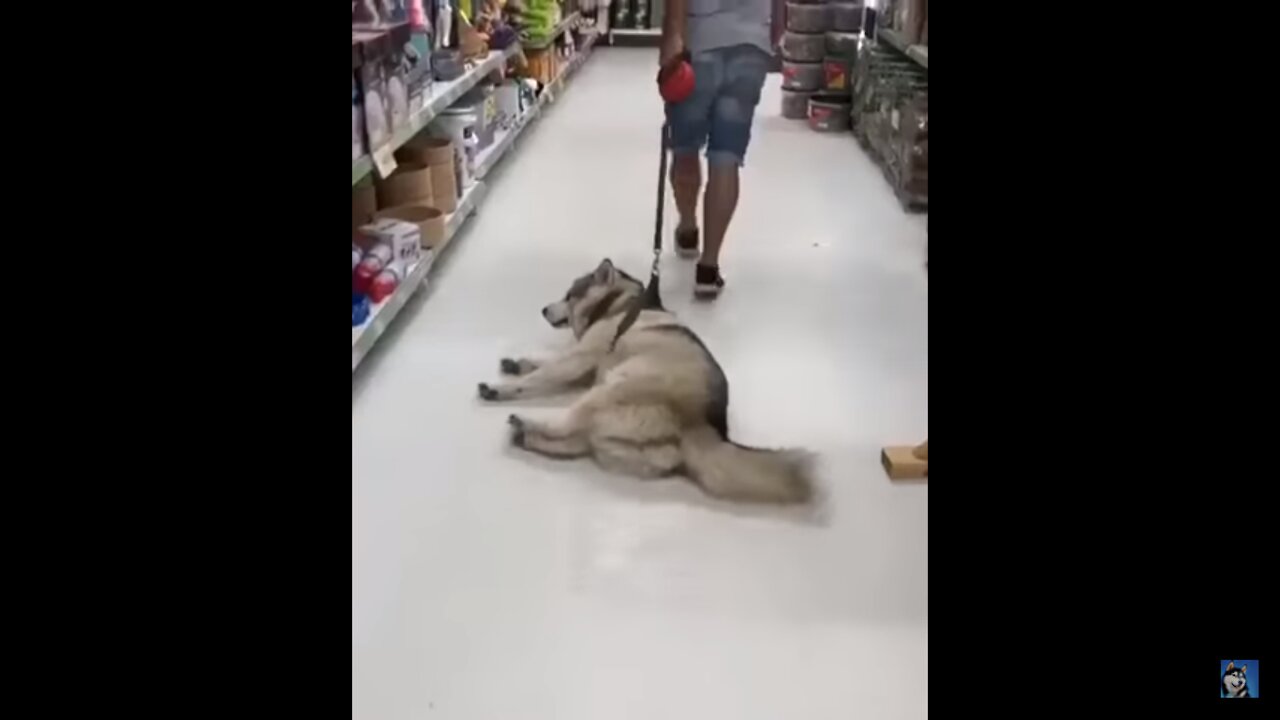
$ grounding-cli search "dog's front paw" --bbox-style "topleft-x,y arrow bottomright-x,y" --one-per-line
478,382 -> 500,401
499,358 -> 521,375
507,414 -> 526,447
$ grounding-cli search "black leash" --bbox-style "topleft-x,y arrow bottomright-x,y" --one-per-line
609,123 -> 669,350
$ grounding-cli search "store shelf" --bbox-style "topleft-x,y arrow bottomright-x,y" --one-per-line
878,28 -> 928,70
474,30 -> 599,180
475,107 -> 540,180
609,27 -> 661,46
907,45 -> 928,69
351,181 -> 487,372
352,45 -> 522,187
523,11 -> 581,50
546,29 -> 599,99
352,33 -> 601,372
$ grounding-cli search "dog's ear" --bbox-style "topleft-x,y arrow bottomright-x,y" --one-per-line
1226,662 -> 1236,672
1241,665 -> 1247,675
594,258 -> 616,284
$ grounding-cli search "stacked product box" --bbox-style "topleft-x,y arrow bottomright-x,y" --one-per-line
851,44 -> 928,208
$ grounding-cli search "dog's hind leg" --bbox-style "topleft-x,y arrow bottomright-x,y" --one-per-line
587,404 -> 684,478
508,413 -> 590,459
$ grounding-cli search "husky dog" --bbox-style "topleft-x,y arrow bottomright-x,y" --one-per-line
478,259 -> 815,504
1222,662 -> 1251,698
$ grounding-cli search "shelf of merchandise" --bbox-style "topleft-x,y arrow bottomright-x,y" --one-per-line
353,30 -> 601,372
877,28 -> 928,70
474,29 -> 599,179
352,45 -> 522,186
523,11 -> 581,50
351,181 -> 488,371
608,26 -> 661,45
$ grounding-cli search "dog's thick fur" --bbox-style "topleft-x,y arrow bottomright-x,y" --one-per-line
1222,662 -> 1250,698
478,259 -> 814,504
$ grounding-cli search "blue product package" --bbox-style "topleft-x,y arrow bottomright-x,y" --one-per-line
353,293 -> 372,326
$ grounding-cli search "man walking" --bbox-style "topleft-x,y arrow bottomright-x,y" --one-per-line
661,0 -> 773,298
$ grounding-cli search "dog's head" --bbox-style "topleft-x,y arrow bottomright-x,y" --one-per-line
542,259 -> 643,337
1222,662 -> 1248,697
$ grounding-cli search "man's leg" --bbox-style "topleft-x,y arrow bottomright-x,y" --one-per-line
701,161 -> 738,270
696,46 -> 769,298
671,152 -> 702,258
665,53 -> 717,258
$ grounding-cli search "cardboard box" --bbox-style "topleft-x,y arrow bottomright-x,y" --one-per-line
359,218 -> 422,267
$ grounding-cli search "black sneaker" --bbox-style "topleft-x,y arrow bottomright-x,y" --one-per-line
675,227 -> 700,259
694,264 -> 725,298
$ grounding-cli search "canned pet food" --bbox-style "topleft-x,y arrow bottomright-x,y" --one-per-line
829,3 -> 864,33
781,32 -> 827,63
785,3 -> 831,33
781,89 -> 814,119
809,93 -> 852,132
826,31 -> 861,57
781,61 -> 824,91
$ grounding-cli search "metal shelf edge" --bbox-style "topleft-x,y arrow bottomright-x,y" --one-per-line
878,28 -> 928,70
351,181 -> 487,372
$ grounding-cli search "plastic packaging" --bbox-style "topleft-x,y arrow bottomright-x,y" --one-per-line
369,260 -> 406,303
353,243 -> 393,294
353,292 -> 372,327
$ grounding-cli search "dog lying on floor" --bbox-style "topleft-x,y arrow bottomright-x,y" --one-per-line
478,258 -> 814,504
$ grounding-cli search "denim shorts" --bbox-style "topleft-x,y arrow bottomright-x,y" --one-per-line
665,44 -> 771,167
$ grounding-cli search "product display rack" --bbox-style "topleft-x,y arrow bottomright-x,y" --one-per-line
353,27 -> 600,373
608,27 -> 661,46
475,29 -> 599,179
877,27 -> 927,70
352,45 -> 523,187
523,11 -> 581,50
352,181 -> 488,371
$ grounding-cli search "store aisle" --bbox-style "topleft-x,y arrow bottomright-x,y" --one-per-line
353,47 -> 927,720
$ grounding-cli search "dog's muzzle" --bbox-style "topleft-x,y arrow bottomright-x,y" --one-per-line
542,303 -> 570,328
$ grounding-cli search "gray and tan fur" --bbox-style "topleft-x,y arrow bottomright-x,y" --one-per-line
478,259 -> 815,504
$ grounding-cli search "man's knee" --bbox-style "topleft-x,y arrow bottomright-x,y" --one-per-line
672,153 -> 701,182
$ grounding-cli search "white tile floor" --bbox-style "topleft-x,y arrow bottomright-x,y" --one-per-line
353,47 -> 928,720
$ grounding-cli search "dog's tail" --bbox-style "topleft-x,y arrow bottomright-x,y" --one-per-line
679,425 -> 815,504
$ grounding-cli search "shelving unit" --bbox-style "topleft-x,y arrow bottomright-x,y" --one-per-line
352,182 -> 488,371
476,29 -> 599,179
523,11 -> 581,50
352,45 -> 522,187
352,29 -> 600,373
608,27 -> 661,46
877,27 -> 928,70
